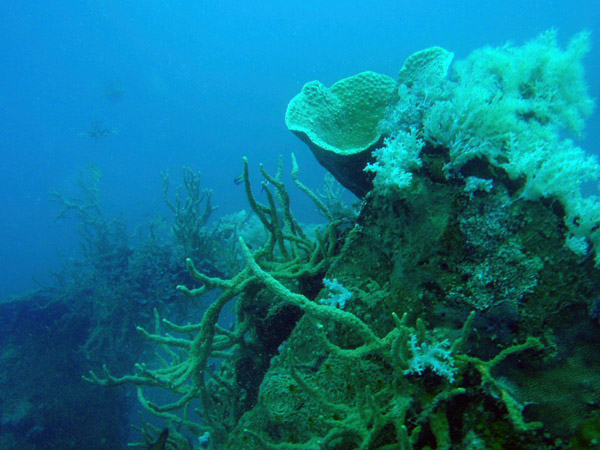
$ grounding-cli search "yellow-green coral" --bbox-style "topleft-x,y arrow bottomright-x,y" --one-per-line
285,71 -> 397,155
285,71 -> 397,197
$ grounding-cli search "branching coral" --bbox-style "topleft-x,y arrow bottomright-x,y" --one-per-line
86,156 -> 338,448
162,167 -> 218,261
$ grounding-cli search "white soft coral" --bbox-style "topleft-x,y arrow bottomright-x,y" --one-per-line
365,128 -> 424,192
405,334 -> 457,383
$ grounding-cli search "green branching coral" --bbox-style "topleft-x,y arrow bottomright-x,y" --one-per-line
162,167 -> 218,261
86,157 -> 339,449
50,165 -> 146,362
240,240 -> 547,447
51,164 -> 130,275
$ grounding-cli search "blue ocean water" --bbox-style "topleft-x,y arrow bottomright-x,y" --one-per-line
1,0 -> 598,299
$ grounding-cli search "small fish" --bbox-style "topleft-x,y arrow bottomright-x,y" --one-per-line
79,119 -> 117,143
233,174 -> 270,193
148,429 -> 169,450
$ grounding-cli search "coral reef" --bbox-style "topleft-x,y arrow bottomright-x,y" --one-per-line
87,31 -> 600,450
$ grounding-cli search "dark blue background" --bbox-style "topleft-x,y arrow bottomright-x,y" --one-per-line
1,0 -> 599,299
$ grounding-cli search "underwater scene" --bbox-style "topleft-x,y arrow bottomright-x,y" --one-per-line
1,1 -> 600,449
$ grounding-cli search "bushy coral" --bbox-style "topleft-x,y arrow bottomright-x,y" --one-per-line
452,30 -> 593,136
504,137 -> 600,203
319,278 -> 353,309
375,30 -> 600,262
404,334 -> 457,383
422,30 -> 594,172
365,128 -> 424,191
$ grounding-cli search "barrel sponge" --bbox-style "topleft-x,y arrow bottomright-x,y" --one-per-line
285,71 -> 397,197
